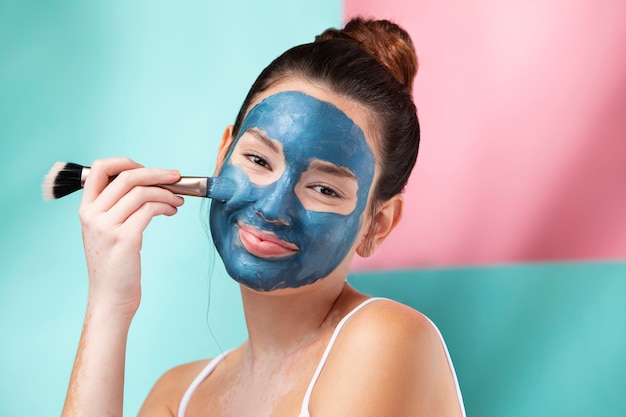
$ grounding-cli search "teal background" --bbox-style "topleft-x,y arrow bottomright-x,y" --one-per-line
1,2 -> 625,417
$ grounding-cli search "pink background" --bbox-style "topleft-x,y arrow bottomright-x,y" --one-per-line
347,0 -> 626,270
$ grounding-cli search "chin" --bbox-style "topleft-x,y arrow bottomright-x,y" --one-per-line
228,272 -> 318,293
222,252 -> 329,292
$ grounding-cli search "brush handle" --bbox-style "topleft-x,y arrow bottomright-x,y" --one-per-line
80,167 -> 225,199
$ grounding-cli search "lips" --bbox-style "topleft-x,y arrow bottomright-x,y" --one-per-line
237,223 -> 299,258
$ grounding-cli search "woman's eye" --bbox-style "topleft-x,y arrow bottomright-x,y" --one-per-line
312,185 -> 341,198
245,153 -> 271,169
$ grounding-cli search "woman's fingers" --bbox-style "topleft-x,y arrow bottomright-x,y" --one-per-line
81,157 -> 144,204
78,158 -> 185,251
120,199 -> 183,239
88,167 -> 181,214
105,185 -> 184,228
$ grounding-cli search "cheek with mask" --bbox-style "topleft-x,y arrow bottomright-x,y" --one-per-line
209,91 -> 375,292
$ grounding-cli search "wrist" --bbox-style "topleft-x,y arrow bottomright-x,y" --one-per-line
86,296 -> 138,328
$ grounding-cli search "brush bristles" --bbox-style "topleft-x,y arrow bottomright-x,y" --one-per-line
42,162 -> 84,201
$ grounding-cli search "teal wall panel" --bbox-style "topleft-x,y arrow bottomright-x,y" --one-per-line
0,1 -> 341,416
350,262 -> 626,417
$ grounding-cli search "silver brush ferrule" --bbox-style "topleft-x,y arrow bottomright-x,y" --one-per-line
81,167 -> 91,187
160,177 -> 207,197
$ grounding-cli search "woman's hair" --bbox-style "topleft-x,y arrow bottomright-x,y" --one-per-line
232,17 -> 420,205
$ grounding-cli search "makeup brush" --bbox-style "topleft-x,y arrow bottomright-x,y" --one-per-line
42,162 -> 235,202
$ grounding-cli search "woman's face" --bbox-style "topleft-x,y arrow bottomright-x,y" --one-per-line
210,84 -> 376,291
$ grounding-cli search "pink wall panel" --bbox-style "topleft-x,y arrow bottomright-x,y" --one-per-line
346,0 -> 626,270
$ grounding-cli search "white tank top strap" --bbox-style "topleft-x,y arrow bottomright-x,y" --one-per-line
420,313 -> 467,417
178,348 -> 235,417
297,297 -> 383,417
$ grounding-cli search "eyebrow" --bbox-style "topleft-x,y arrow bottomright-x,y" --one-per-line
243,128 -> 356,180
245,129 -> 282,153
308,160 -> 357,180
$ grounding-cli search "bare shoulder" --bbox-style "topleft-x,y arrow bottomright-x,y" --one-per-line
351,298 -> 440,341
339,299 -> 448,372
312,298 -> 463,416
137,359 -> 210,417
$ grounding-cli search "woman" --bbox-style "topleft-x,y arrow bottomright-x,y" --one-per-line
62,17 -> 465,417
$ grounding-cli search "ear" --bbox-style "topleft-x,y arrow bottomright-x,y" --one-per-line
356,194 -> 404,258
214,125 -> 235,175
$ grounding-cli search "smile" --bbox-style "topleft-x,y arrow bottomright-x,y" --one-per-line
237,223 -> 300,258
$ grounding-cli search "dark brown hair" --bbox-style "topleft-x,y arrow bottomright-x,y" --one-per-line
232,17 -> 420,205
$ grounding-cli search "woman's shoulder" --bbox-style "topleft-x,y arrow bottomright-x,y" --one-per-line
310,297 -> 462,415
158,359 -> 212,388
137,359 -> 211,417
345,297 -> 440,344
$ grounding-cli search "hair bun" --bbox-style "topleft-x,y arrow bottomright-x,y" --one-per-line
316,17 -> 418,91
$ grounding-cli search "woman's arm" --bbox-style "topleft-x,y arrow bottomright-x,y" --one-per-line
61,157 -> 184,417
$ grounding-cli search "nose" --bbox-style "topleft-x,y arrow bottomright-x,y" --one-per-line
253,177 -> 298,226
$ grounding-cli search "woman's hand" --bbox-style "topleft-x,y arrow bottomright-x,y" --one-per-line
79,157 -> 184,318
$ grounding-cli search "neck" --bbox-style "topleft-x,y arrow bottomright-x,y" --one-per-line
239,276 -> 349,362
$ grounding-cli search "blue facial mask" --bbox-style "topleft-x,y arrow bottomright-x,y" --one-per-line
210,91 -> 375,291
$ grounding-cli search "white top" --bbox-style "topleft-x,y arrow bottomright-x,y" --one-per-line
178,297 -> 466,417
